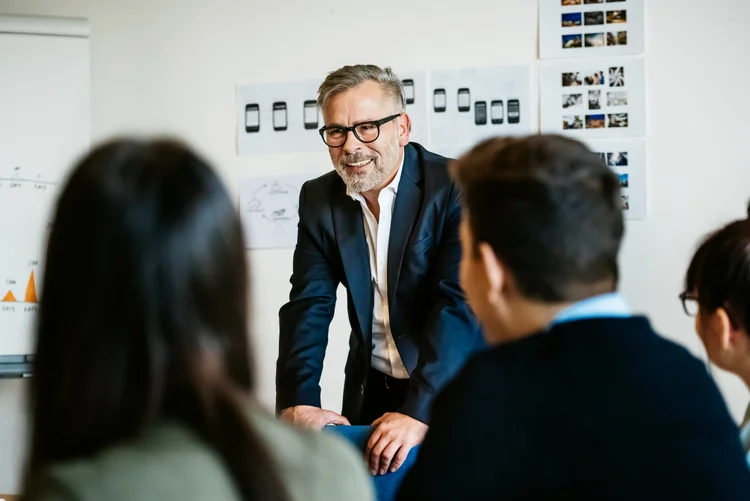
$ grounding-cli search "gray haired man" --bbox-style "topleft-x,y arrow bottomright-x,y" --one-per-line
276,64 -> 483,476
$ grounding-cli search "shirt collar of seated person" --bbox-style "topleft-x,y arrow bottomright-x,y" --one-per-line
319,76 -> 411,218
683,213 -> 750,429
453,135 -> 625,346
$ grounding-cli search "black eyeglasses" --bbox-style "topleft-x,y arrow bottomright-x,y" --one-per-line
319,114 -> 401,148
679,291 -> 699,317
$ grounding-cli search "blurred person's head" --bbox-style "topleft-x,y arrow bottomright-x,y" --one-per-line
451,134 -> 624,345
317,64 -> 411,195
26,138 -> 288,500
683,207 -> 750,387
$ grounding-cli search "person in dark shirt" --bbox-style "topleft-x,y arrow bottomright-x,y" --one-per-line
397,134 -> 750,500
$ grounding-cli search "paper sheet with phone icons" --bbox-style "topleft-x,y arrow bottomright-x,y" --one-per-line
237,72 -> 431,156
236,79 -> 322,156
428,65 -> 537,159
396,70 -> 430,146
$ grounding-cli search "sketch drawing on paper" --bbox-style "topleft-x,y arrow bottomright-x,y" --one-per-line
245,180 -> 299,234
239,175 -> 309,250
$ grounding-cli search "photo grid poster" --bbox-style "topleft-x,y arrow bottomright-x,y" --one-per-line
539,0 -> 645,59
539,56 -> 645,139
540,56 -> 646,219
585,138 -> 647,219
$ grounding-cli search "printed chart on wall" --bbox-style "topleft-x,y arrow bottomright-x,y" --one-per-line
429,65 -> 535,159
539,0 -> 644,59
0,165 -> 57,355
540,57 -> 645,139
585,138 -> 647,219
0,26 -> 89,357
239,175 -> 309,249
237,79 -> 323,156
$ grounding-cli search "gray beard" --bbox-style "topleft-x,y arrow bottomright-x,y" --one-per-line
337,155 -> 388,193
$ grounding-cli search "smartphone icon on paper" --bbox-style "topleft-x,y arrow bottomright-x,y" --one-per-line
490,100 -> 504,124
402,79 -> 415,105
507,99 -> 520,124
273,102 -> 287,131
433,88 -> 446,112
475,101 -> 487,125
303,100 -> 318,130
457,88 -> 470,112
245,103 -> 260,133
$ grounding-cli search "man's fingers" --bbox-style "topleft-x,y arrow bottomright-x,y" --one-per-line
379,440 -> 402,475
371,413 -> 388,427
366,427 -> 382,455
368,444 -> 382,475
390,448 -> 409,473
324,411 -> 350,426
279,409 -> 295,423
281,407 -> 345,429
369,435 -> 389,475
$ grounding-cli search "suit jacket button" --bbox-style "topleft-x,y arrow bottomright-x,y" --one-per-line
360,384 -> 365,395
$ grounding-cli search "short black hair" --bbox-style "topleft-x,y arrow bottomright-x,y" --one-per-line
451,134 -> 624,302
685,204 -> 750,332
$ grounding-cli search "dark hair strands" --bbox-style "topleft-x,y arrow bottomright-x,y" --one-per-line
24,138 -> 290,501
685,200 -> 750,335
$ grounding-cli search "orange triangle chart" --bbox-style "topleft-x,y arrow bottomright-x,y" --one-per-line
25,270 -> 38,303
2,290 -> 16,302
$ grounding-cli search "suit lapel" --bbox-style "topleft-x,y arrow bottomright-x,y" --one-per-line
387,144 -> 422,307
332,187 -> 373,343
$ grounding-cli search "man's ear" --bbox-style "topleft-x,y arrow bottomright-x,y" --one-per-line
478,242 -> 504,305
398,113 -> 411,146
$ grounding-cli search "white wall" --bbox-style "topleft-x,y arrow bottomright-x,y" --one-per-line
0,0 -> 749,492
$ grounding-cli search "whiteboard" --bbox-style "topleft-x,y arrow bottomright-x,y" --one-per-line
0,15 -> 90,356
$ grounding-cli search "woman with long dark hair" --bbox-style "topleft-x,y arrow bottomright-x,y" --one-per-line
24,138 -> 374,501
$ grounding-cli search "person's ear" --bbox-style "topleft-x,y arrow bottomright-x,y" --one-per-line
698,308 -> 726,355
397,113 -> 411,146
478,242 -> 504,306
715,307 -> 748,352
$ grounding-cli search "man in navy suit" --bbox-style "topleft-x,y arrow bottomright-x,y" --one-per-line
276,64 -> 482,476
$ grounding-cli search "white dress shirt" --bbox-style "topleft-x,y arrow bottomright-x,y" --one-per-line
348,159 -> 410,379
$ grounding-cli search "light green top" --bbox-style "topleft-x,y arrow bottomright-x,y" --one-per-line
25,406 -> 375,501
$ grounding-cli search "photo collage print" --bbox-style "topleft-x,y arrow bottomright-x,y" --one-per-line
561,0 -> 628,50
561,66 -> 628,130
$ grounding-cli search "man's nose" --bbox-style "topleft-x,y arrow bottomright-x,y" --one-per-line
342,129 -> 364,153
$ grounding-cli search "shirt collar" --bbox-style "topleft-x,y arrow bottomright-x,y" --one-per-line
550,292 -> 630,327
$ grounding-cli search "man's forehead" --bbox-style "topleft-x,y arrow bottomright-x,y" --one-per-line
323,85 -> 391,122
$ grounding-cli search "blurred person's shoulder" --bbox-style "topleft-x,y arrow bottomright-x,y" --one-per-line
24,422 -> 241,501
25,404 -> 374,501
248,405 -> 375,501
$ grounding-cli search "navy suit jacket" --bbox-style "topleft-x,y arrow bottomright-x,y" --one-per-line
276,142 -> 483,423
